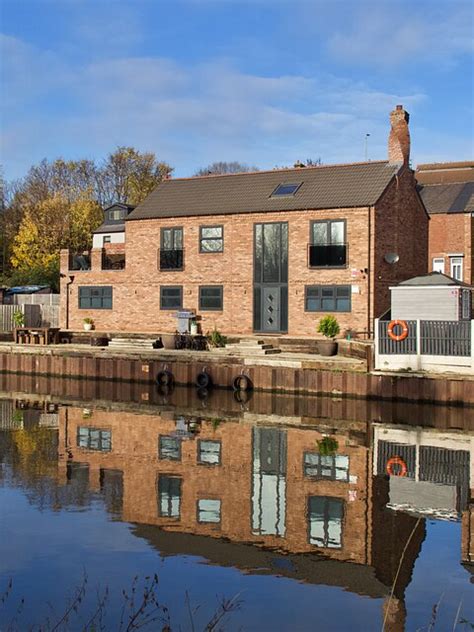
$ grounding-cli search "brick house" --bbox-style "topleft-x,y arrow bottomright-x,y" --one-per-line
60,105 -> 428,336
416,161 -> 474,284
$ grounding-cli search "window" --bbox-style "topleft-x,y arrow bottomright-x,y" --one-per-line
199,286 -> 223,311
305,285 -> 351,312
200,226 -> 223,253
108,209 -> 126,221
160,227 -> 184,270
308,496 -> 344,548
432,257 -> 445,274
158,475 -> 181,518
198,440 -> 221,465
450,256 -> 463,281
461,289 -> 472,320
310,220 -> 347,267
159,435 -> 181,460
197,499 -> 221,523
103,235 -> 111,245
271,182 -> 302,197
304,453 -> 349,481
77,427 -> 111,451
78,286 -> 112,309
160,286 -> 183,310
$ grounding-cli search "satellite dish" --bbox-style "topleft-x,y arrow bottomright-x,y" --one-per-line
384,253 -> 399,264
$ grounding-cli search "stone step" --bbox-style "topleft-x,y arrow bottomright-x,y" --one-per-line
225,343 -> 274,351
225,347 -> 281,355
109,338 -> 154,349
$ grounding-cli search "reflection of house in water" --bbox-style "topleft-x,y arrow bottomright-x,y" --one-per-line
373,424 -> 474,566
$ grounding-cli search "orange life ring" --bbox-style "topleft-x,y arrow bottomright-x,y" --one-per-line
386,456 -> 408,477
387,319 -> 409,342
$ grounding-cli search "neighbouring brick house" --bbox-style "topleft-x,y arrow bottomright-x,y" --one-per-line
416,161 -> 474,285
60,105 -> 428,336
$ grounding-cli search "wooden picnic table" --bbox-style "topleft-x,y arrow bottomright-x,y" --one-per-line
14,327 -> 61,345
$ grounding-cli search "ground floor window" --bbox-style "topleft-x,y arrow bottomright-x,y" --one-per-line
78,286 -> 112,309
77,427 -> 111,451
308,496 -> 344,548
305,285 -> 351,312
160,286 -> 183,310
199,286 -> 223,311
197,499 -> 221,523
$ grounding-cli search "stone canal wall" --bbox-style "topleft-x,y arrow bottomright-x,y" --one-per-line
1,346 -> 473,406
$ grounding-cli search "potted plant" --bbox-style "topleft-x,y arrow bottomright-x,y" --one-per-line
317,315 -> 340,356
12,310 -> 25,328
83,317 -> 94,331
317,436 -> 339,456
206,328 -> 227,348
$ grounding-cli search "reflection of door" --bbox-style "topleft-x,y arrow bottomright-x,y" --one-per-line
254,222 -> 288,333
262,287 -> 280,332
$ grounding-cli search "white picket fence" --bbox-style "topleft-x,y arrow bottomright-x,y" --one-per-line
0,304 -> 60,332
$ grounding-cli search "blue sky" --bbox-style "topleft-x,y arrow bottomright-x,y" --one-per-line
1,0 -> 473,181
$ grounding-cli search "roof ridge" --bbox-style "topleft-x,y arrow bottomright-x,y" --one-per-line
165,160 -> 391,183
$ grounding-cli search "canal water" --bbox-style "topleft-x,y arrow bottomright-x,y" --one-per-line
0,374 -> 473,631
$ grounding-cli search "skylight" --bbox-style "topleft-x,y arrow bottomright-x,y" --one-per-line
271,182 -> 302,197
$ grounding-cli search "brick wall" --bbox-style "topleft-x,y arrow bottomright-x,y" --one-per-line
373,168 -> 429,319
428,213 -> 473,284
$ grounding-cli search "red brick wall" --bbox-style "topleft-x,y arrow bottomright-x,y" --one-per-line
428,213 -> 473,284
373,168 -> 429,319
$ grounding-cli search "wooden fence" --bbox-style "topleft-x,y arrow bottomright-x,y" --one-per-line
0,304 -> 60,332
8,294 -> 60,306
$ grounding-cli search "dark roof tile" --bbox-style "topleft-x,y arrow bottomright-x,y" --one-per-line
418,182 -> 474,215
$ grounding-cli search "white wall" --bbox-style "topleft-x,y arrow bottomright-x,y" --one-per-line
391,287 -> 459,321
92,232 -> 125,248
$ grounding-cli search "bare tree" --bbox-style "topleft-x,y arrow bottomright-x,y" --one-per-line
194,161 -> 259,176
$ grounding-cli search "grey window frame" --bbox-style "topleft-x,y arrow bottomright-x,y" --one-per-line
197,498 -> 221,524
160,286 -> 183,310
199,225 -> 224,253
311,219 -> 346,246
77,427 -> 112,452
78,286 -> 113,309
308,496 -> 344,549
198,439 -> 222,465
158,435 -> 182,461
303,452 -> 349,481
102,235 -> 111,245
270,182 -> 302,197
108,209 -> 126,221
305,285 -> 351,312
199,286 -> 223,311
157,474 -> 182,519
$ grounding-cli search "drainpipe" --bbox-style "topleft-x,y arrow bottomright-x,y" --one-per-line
61,274 -> 75,329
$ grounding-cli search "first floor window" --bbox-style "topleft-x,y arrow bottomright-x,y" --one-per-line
160,286 -> 183,310
308,496 -> 344,548
305,285 -> 351,312
197,498 -> 221,523
199,286 -> 223,311
158,475 -> 182,518
450,256 -> 463,281
77,427 -> 111,451
432,257 -> 445,274
200,226 -> 223,252
78,286 -> 112,309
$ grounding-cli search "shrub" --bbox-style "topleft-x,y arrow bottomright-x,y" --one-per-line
12,311 -> 25,327
207,329 -> 227,348
317,436 -> 339,456
317,315 -> 340,339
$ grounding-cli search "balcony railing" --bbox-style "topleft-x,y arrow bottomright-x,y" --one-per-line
159,249 -> 184,271
69,252 -> 91,271
308,243 -> 347,268
102,252 -> 126,270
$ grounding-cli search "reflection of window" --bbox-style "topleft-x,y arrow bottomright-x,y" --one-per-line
198,440 -> 221,465
200,226 -> 223,253
198,499 -> 221,523
77,427 -> 111,451
450,256 -> 463,281
158,475 -> 181,518
160,286 -> 183,310
159,435 -> 181,461
199,286 -> 223,311
304,453 -> 349,481
305,285 -> 351,312
78,286 -> 113,309
432,257 -> 444,273
308,496 -> 343,548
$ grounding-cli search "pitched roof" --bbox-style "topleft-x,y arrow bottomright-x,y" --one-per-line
93,223 -> 126,234
397,272 -> 471,287
418,181 -> 474,215
127,161 -> 399,221
416,161 -> 474,184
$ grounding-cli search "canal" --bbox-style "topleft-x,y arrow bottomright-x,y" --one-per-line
0,374 -> 473,631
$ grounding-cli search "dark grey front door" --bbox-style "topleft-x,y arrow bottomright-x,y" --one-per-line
262,287 -> 280,332
253,222 -> 288,333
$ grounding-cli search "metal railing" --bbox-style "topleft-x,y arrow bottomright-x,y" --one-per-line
69,252 -> 91,271
158,249 -> 184,271
308,243 -> 347,267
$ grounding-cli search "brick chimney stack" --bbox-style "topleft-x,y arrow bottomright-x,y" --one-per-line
388,105 -> 410,166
